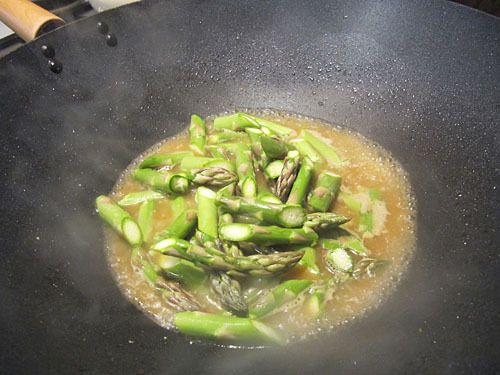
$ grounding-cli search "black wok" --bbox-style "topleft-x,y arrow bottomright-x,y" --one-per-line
0,0 -> 499,373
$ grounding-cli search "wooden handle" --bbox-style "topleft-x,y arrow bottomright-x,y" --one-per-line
0,0 -> 64,42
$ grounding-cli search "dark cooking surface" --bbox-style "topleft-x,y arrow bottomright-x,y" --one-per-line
0,0 -> 499,373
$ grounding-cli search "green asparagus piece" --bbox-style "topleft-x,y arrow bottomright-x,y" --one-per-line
264,160 -> 284,179
132,248 -> 200,311
248,279 -> 314,318
325,247 -> 353,272
219,223 -> 318,246
304,212 -> 351,231
303,130 -> 343,165
260,135 -> 288,159
132,169 -> 190,195
207,145 -> 232,159
245,127 -> 271,169
138,200 -> 154,242
118,190 -> 165,206
172,196 -> 185,216
352,258 -> 387,279
287,156 -> 314,206
217,182 -> 236,198
189,115 -> 206,155
343,238 -> 370,256
304,287 -> 325,319
150,252 -> 207,287
307,172 -> 342,212
210,271 -> 247,315
154,209 -> 198,241
290,138 -> 322,164
213,113 -> 256,131
257,192 -> 282,205
208,130 -> 247,144
196,187 -> 219,238
174,311 -> 285,345
219,212 -> 233,225
217,196 -> 306,228
139,152 -> 193,169
151,238 -> 304,277
203,159 -> 236,173
338,192 -> 362,212
298,246 -> 319,273
96,195 -> 143,246
189,167 -> 238,186
275,150 -> 301,202
180,156 -> 235,172
235,143 -> 257,200
239,114 -> 296,138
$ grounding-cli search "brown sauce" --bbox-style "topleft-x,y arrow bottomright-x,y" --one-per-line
104,111 -> 416,344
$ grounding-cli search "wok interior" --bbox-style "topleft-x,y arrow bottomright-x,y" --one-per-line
0,0 -> 498,373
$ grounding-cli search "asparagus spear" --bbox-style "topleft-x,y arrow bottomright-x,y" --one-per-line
219,223 -> 318,246
132,169 -> 190,195
275,150 -> 301,202
174,311 -> 285,345
287,156 -> 314,206
208,130 -> 247,144
235,143 -> 257,200
210,271 -> 247,315
207,145 -> 232,159
217,182 -> 236,198
257,192 -> 282,205
245,127 -> 270,169
118,190 -> 165,206
213,113 -> 256,131
248,279 -> 314,318
303,286 -> 325,319
325,247 -> 353,272
307,172 -> 342,212
216,196 -> 306,228
151,238 -> 304,277
150,252 -> 207,287
180,156 -> 236,173
154,209 -> 197,241
139,152 -> 193,169
189,115 -> 206,155
260,135 -> 288,159
290,138 -> 322,164
138,200 -> 154,242
298,246 -> 319,274
240,114 -> 296,138
96,195 -> 143,246
132,248 -> 200,311
264,160 -> 284,179
189,167 -> 238,186
196,187 -> 218,238
304,212 -> 351,231
172,196 -> 185,216
303,130 -> 343,165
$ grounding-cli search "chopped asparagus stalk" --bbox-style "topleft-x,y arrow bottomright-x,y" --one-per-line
239,113 -> 296,137
304,287 -> 325,319
217,182 -> 236,198
139,152 -> 193,169
202,159 -> 236,173
217,196 -> 306,228
235,143 -> 257,200
304,212 -> 351,231
213,113 -> 256,131
151,238 -> 304,277
307,172 -> 341,212
189,115 -> 206,155
245,127 -> 270,169
287,156 -> 314,206
219,223 -> 318,246
189,167 -> 238,186
132,169 -> 190,195
298,246 -> 319,273
275,150 -> 301,202
138,200 -> 154,242
338,192 -> 362,212
154,209 -> 197,241
260,135 -> 288,159
264,160 -> 285,179
172,196 -> 185,216
196,187 -> 218,238
180,156 -> 225,170
210,271 -> 247,315
325,247 -> 353,272
343,238 -> 370,256
150,252 -> 207,287
248,279 -> 314,318
257,192 -> 282,205
207,145 -> 231,159
208,130 -> 247,144
290,138 -> 322,164
174,311 -> 285,345
303,130 -> 343,165
96,195 -> 143,246
118,190 -> 165,206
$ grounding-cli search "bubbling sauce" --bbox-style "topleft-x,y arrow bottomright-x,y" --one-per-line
105,111 -> 416,344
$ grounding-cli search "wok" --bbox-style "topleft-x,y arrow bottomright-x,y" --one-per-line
0,0 -> 499,373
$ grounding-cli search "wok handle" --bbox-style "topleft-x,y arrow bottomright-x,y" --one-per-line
0,0 -> 64,42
